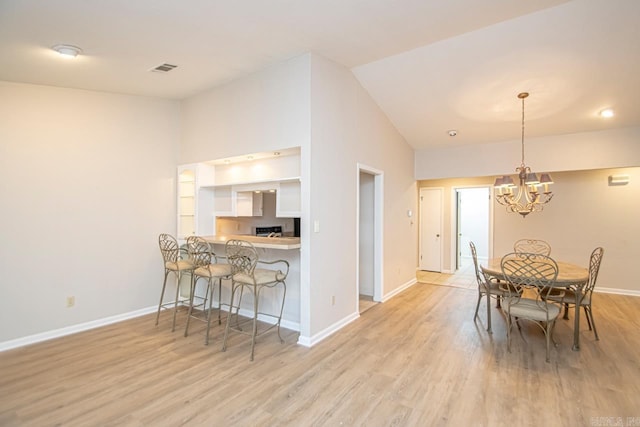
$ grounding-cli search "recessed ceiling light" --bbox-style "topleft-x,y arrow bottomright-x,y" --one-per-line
448,130 -> 458,137
599,108 -> 614,118
52,44 -> 82,58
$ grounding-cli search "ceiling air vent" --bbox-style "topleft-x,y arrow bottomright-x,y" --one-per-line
150,63 -> 178,73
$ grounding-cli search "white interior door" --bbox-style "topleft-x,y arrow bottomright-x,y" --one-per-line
420,187 -> 443,272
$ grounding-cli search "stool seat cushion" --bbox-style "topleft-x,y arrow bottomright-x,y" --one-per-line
234,268 -> 286,285
165,260 -> 194,271
194,263 -> 232,278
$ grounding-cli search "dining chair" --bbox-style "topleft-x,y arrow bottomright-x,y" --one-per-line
470,241 -> 508,333
500,252 -> 562,362
156,233 -> 195,331
513,239 -> 552,256
543,247 -> 604,340
222,239 -> 289,361
183,236 -> 232,345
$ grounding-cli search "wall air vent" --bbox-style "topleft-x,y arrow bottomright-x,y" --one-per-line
150,63 -> 178,73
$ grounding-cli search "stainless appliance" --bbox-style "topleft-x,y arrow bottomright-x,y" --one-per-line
255,226 -> 282,237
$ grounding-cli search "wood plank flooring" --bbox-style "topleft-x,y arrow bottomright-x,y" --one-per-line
1,277 -> 639,426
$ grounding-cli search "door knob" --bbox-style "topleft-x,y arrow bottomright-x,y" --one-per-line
436,234 -> 440,237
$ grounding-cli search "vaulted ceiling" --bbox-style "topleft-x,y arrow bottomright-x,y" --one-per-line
1,0 -> 638,149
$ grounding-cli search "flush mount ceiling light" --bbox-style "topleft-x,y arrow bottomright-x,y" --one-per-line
447,130 -> 458,137
599,108 -> 614,118
493,92 -> 553,218
52,44 -> 82,58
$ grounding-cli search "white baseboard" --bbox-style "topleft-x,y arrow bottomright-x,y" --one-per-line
0,306 -> 157,353
297,276 -> 418,347
297,311 -> 360,348
381,277 -> 417,302
595,287 -> 640,297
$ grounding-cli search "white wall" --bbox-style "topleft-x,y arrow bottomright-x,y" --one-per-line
180,55 -> 311,163
415,126 -> 640,180
308,54 -> 417,337
0,81 -> 180,345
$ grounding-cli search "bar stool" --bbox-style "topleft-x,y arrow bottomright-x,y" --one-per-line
184,236 -> 232,345
156,233 -> 195,331
222,239 -> 289,361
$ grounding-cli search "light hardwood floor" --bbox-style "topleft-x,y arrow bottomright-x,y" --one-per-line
1,273 -> 639,426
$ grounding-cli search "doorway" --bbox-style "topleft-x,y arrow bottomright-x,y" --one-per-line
357,164 -> 383,313
454,186 -> 491,271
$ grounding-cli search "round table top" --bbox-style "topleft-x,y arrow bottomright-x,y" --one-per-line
482,257 -> 589,285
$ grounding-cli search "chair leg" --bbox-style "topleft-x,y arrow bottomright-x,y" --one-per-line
486,294 -> 492,334
505,314 -> 513,353
250,285 -> 259,361
171,271 -> 182,332
473,292 -> 482,320
205,278 -> 215,345
276,281 -> 287,343
563,303 -> 570,320
222,281 -> 238,353
184,274 -> 197,336
584,305 -> 592,331
586,306 -> 599,340
545,321 -> 554,363
217,278 -> 223,325
155,270 -> 170,325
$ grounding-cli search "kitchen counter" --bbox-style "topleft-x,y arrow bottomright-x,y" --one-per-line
202,234 -> 301,250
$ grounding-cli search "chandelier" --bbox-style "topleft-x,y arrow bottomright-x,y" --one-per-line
494,92 -> 553,217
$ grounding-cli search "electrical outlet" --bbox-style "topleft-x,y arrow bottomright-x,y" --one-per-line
66,296 -> 75,308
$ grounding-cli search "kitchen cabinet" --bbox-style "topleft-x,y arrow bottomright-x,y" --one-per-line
237,191 -> 263,217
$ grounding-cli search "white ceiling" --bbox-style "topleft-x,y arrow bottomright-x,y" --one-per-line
1,0 -> 638,150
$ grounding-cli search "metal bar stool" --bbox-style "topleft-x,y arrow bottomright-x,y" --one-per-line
184,236 -> 232,345
156,233 -> 195,331
222,239 -> 289,361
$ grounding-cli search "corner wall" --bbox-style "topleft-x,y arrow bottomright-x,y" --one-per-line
308,54 -> 418,338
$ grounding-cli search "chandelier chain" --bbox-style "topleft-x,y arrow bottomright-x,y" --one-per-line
521,95 -> 525,167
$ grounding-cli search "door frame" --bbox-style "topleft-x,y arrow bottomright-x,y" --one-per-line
450,185 -> 494,271
356,163 -> 384,308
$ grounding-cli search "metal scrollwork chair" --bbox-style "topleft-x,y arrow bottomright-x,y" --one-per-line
543,247 -> 604,340
500,252 -> 562,362
513,239 -> 552,256
222,239 -> 289,361
470,241 -> 508,333
184,236 -> 232,345
156,233 -> 195,331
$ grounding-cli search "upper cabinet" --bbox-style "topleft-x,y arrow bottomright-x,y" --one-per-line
236,191 -> 263,217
